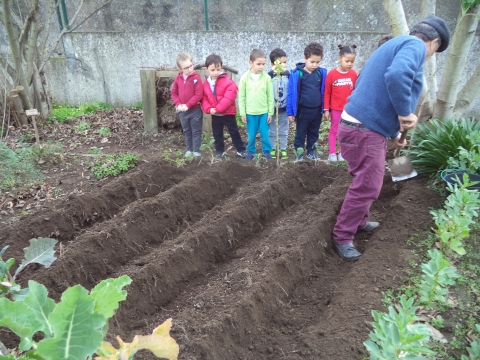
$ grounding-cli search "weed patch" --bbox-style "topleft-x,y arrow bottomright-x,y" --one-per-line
91,153 -> 140,179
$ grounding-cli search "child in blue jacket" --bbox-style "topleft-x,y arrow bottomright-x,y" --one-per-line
287,42 -> 327,160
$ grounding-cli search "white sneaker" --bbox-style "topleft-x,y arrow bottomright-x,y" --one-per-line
193,152 -> 201,157
328,153 -> 338,162
337,153 -> 345,162
185,151 -> 193,157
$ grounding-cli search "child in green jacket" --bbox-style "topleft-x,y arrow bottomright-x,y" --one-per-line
238,49 -> 274,160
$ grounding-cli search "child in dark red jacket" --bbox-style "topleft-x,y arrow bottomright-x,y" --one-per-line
171,52 -> 204,157
202,54 -> 246,159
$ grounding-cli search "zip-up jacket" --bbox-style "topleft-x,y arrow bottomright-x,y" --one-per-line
286,63 -> 327,117
201,73 -> 237,115
238,71 -> 274,116
268,70 -> 290,109
171,71 -> 203,109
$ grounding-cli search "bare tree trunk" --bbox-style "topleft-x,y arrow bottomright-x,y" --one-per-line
10,90 -> 27,125
453,62 -> 480,118
434,5 -> 480,120
384,0 -> 409,35
3,0 -> 32,109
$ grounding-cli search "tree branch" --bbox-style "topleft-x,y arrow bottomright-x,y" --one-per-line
384,0 -> 409,36
38,0 -> 114,73
18,8 -> 35,50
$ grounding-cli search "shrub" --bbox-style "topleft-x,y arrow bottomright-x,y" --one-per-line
406,118 -> 480,174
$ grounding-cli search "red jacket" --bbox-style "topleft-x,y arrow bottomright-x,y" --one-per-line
171,72 -> 203,109
323,68 -> 358,111
201,73 -> 237,115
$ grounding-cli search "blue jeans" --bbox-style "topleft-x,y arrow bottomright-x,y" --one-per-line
246,113 -> 271,153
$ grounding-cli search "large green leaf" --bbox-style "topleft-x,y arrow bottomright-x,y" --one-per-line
14,238 -> 58,277
0,298 -> 43,351
90,275 -> 132,319
23,281 -> 55,337
36,285 -> 105,360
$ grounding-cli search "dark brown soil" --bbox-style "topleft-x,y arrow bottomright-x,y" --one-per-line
0,109 -> 441,359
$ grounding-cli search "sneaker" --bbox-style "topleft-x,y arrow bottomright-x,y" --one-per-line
337,153 -> 345,162
185,151 -> 193,157
193,152 -> 201,157
280,150 -> 288,160
357,221 -> 379,233
328,153 -> 337,162
270,150 -> 276,157
332,242 -> 361,261
215,152 -> 225,159
245,151 -> 254,160
294,153 -> 304,161
236,150 -> 247,158
306,151 -> 319,160
263,151 -> 273,160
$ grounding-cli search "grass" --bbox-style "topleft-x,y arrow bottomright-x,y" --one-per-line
49,102 -> 113,123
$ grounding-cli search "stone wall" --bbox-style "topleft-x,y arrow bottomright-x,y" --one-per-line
45,28 -> 480,117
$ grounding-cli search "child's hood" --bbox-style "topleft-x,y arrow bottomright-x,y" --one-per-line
295,62 -> 306,71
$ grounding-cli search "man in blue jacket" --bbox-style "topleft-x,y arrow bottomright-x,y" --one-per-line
332,15 -> 450,261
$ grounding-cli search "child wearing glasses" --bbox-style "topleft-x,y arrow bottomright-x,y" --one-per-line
171,52 -> 204,157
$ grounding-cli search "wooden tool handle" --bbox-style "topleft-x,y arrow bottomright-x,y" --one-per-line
394,131 -> 407,158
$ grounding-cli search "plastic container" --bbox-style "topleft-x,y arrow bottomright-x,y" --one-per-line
440,169 -> 480,194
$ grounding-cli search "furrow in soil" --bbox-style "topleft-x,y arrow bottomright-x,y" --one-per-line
21,162 -> 260,297
2,160 -> 188,259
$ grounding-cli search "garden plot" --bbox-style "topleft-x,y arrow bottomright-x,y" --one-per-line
1,157 -> 439,359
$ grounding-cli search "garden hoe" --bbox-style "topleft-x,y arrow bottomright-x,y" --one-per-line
389,130 -> 418,182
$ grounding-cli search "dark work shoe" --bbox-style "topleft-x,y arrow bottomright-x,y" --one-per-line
332,242 -> 361,261
358,221 -> 380,233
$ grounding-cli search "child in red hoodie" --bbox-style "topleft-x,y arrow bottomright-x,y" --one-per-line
171,53 -> 204,157
201,54 -> 246,159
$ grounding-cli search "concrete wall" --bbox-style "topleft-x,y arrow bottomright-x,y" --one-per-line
45,29 -> 480,118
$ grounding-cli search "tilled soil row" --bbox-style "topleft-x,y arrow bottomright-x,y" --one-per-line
132,174 -> 350,360
137,177 -> 437,360
109,164 -> 346,336
23,162 -> 260,297
2,159 -> 188,259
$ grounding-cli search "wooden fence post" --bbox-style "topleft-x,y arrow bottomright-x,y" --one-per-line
140,69 -> 158,134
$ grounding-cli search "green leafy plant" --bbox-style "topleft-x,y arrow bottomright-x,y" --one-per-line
91,153 -> 140,179
97,127 -> 111,136
0,275 -> 179,359
50,103 -> 113,123
407,118 -> 480,174
20,141 -> 64,165
430,174 -> 480,255
0,141 -> 44,191
418,249 -> 461,308
200,139 -> 215,164
293,148 -> 304,163
364,297 -> 435,359
74,122 -> 91,134
447,132 -> 480,174
461,324 -> 480,360
0,238 -> 57,301
253,153 -> 263,166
